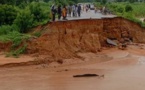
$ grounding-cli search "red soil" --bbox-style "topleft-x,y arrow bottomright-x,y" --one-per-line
27,17 -> 145,59
0,17 -> 145,61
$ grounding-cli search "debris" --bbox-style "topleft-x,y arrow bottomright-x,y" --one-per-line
57,69 -> 69,72
57,59 -> 63,64
106,38 -> 118,46
65,69 -> 68,71
73,74 -> 104,78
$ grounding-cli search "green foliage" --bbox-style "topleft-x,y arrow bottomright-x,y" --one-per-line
68,1 -> 75,5
0,31 -> 31,57
0,4 -> 17,25
125,4 -> 133,12
132,3 -> 145,17
0,25 -> 13,35
101,0 -> 107,5
6,44 -> 27,58
14,9 -> 33,33
0,24 -> 19,35
29,2 -> 49,23
0,1 -> 51,57
108,2 -> 145,28
116,6 -> 124,13
33,32 -> 41,37
129,0 -> 136,3
108,2 -> 145,17
0,0 -> 40,5
55,0 -> 68,5
0,1 -> 51,33
0,31 -> 31,43
141,22 -> 145,28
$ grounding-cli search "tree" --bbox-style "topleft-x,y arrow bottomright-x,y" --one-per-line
0,5 -> 17,25
101,0 -> 107,5
29,2 -> 49,23
14,9 -> 33,33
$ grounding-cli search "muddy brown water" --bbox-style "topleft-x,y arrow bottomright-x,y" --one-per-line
0,45 -> 145,90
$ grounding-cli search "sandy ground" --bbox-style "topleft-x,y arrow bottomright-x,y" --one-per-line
0,44 -> 145,90
0,55 -> 34,65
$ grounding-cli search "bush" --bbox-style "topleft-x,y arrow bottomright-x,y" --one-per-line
116,6 -> 124,13
0,2 -> 51,33
0,25 -> 13,35
101,0 -> 107,5
129,0 -> 136,3
0,4 -> 17,25
29,2 -> 43,22
125,5 -> 133,12
28,2 -> 50,26
0,23 -> 21,36
14,9 -> 33,33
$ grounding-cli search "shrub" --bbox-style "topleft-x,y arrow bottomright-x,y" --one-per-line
28,2 -> 50,26
101,0 -> 107,5
14,9 -> 33,33
125,5 -> 133,12
0,4 -> 17,25
129,0 -> 136,3
0,25 -> 13,35
116,6 -> 124,13
0,24 -> 20,35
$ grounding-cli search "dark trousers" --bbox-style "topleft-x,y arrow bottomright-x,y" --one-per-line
78,11 -> 81,17
52,14 -> 55,21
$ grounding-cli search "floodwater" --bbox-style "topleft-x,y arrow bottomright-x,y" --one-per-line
0,45 -> 145,90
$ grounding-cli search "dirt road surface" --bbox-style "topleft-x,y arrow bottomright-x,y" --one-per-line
0,44 -> 145,90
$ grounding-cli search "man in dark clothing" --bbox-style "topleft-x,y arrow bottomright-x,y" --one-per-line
51,5 -> 57,21
57,5 -> 62,20
88,4 -> 90,9
78,4 -> 81,17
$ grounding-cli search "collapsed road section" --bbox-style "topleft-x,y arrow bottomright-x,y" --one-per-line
27,17 -> 145,59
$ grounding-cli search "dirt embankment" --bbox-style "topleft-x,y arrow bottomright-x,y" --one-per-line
26,17 -> 145,59
1,17 -> 145,60
27,19 -> 103,59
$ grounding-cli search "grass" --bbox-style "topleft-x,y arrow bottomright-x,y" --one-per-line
107,2 -> 145,28
0,31 -> 31,57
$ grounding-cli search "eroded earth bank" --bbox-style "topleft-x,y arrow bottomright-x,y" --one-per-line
0,17 -> 145,90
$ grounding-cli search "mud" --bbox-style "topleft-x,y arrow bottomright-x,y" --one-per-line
0,44 -> 145,90
0,16 -> 145,90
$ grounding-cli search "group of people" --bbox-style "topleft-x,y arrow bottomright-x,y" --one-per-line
50,3 -> 111,21
51,4 -> 82,21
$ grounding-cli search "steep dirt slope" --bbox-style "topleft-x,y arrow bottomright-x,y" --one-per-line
27,19 -> 102,59
27,17 -> 145,59
1,17 -> 145,60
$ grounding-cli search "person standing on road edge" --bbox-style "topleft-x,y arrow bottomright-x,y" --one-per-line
57,5 -> 62,20
68,5 -> 72,17
75,4 -> 78,17
51,4 -> 57,21
72,4 -> 75,17
62,5 -> 67,20
78,4 -> 81,17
